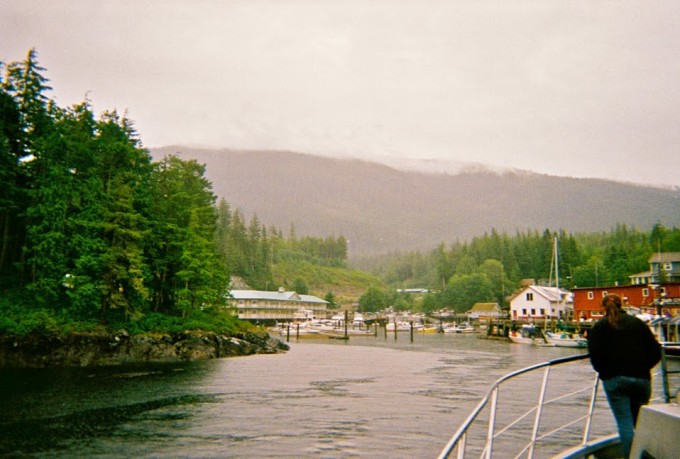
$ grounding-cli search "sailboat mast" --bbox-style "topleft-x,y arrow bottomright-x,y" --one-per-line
548,237 -> 559,288
555,237 -> 559,289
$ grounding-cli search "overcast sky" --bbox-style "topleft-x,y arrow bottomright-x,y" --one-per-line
2,1 -> 679,187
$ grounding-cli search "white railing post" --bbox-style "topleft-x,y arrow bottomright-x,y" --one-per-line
456,432 -> 466,459
582,374 -> 600,444
528,366 -> 551,458
485,387 -> 499,459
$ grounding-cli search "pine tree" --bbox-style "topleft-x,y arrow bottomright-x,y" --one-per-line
147,155 -> 225,315
0,81 -> 24,284
87,111 -> 151,322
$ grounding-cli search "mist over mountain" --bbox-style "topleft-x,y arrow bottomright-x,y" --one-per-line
152,147 -> 680,256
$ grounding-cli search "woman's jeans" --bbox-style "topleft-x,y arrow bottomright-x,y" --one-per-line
602,376 -> 651,458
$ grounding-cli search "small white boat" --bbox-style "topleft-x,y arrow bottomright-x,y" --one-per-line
440,323 -> 474,333
276,321 -> 322,336
386,321 -> 414,332
452,322 -> 476,333
545,332 -> 587,348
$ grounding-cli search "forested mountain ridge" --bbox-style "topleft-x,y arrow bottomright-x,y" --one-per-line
152,147 -> 680,256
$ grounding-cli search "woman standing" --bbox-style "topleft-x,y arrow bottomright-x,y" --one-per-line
588,294 -> 662,458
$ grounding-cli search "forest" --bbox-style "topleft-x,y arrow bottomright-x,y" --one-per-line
2,49 -> 679,333
355,225 -> 680,313
0,49 -> 347,335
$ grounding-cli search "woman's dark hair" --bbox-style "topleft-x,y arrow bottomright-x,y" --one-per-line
602,294 -> 622,328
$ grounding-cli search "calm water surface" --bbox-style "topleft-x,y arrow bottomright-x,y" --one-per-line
0,332 -> 671,458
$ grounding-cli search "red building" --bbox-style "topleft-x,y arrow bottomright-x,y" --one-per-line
573,283 -> 680,320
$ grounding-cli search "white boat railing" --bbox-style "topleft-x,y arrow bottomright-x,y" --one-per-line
660,341 -> 680,403
438,354 -> 599,459
438,345 -> 679,459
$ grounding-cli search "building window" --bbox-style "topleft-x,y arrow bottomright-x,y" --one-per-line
642,288 -> 649,297
531,309 -> 536,315
540,309 -> 545,315
602,291 -> 608,298
526,292 -> 534,301
663,262 -> 672,271
588,292 -> 594,300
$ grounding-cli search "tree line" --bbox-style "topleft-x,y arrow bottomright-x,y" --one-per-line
0,49 -> 347,331
3,49 -> 677,326
357,225 -> 680,314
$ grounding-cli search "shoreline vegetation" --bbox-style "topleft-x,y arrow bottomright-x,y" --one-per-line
0,50 -> 350,369
0,304 -> 289,368
0,329 -> 289,369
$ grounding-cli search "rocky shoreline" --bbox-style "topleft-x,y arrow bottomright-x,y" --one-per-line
0,330 -> 289,368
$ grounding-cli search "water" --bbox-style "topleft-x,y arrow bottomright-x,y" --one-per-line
0,333 -> 672,458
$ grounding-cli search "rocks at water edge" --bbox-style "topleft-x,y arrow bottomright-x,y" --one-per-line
0,330 -> 290,368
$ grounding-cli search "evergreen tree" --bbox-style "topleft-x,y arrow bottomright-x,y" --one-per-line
292,278 -> 309,295
147,155 -> 224,315
176,207 -> 227,316
3,48 -> 52,156
5,49 -> 64,302
87,111 -> 151,321
0,81 -> 24,285
324,291 -> 337,308
665,227 -> 680,251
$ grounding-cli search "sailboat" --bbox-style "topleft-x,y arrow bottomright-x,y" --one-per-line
542,237 -> 586,347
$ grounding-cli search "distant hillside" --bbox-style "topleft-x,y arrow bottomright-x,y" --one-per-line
152,147 -> 680,256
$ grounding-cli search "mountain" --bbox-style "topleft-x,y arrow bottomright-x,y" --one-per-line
151,147 -> 680,256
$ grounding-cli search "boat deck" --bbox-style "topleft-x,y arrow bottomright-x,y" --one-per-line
630,403 -> 680,459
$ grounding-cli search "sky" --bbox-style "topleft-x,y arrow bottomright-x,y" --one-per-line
2,0 -> 680,188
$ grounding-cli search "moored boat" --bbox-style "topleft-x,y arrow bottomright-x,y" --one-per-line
453,322 -> 476,333
545,331 -> 588,348
386,321 -> 415,332
508,324 -> 550,345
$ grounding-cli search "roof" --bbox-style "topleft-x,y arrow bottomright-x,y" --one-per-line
649,252 -> 680,263
533,286 -> 572,302
470,303 -> 501,312
229,289 -> 328,304
510,285 -> 573,303
298,294 -> 329,304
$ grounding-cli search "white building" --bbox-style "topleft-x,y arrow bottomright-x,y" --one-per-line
509,286 -> 573,320
229,288 -> 328,322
